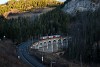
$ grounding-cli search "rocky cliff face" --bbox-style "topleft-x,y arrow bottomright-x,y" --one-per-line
62,0 -> 100,15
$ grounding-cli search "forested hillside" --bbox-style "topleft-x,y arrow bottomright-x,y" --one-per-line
33,8 -> 70,36
64,8 -> 100,63
0,0 -> 63,15
0,8 -> 70,43
62,0 -> 100,64
0,1 -> 64,67
0,6 -> 100,64
0,0 -> 100,66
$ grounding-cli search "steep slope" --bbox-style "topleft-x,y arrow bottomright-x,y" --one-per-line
0,39 -> 31,67
62,0 -> 100,64
62,0 -> 100,15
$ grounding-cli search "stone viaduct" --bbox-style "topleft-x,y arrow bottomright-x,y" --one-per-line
31,35 -> 70,53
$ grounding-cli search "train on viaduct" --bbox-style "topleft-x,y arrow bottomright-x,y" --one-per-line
30,35 -> 71,53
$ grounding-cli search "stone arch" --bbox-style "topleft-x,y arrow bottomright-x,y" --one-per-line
39,43 -> 43,51
44,42 -> 47,46
48,41 -> 52,52
48,41 -> 51,44
40,43 -> 42,46
63,39 -> 67,48
44,42 -> 48,52
53,40 -> 58,52
58,39 -> 61,43
58,39 -> 62,49
53,40 -> 56,44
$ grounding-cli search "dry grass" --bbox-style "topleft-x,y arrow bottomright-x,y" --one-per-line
7,7 -> 55,19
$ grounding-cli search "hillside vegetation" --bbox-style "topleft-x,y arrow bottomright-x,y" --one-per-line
0,7 -> 100,64
0,1 -> 100,66
0,8 -> 70,42
0,0 -> 63,15
64,10 -> 100,65
33,8 -> 70,36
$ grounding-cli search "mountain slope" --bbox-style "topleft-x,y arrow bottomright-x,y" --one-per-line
62,0 -> 100,15
61,0 -> 100,64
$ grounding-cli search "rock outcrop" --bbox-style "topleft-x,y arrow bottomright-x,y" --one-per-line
62,0 -> 100,15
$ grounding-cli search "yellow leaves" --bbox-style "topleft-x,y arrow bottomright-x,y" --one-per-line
0,0 -> 62,15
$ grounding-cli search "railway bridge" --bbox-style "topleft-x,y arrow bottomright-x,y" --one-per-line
30,35 -> 70,53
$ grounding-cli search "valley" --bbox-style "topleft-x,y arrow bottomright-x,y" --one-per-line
0,0 -> 100,67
